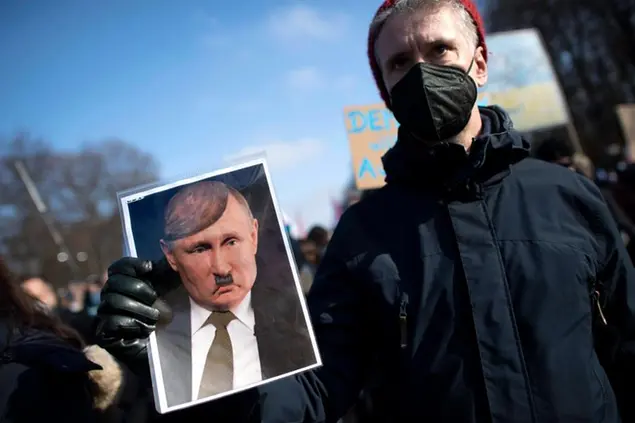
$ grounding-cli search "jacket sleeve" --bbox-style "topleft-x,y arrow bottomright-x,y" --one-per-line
576,177 -> 635,419
254,209 -> 374,423
0,364 -> 99,423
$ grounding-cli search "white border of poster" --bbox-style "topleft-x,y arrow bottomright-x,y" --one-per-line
117,157 -> 321,414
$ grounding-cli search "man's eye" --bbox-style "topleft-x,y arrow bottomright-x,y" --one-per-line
391,56 -> 409,70
190,246 -> 208,254
226,239 -> 237,246
432,44 -> 450,57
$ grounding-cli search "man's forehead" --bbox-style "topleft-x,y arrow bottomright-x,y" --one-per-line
409,6 -> 460,39
377,6 -> 461,52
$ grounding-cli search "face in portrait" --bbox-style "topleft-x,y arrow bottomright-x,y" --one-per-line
160,181 -> 259,311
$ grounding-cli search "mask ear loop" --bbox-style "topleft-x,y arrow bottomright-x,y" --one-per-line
465,51 -> 477,74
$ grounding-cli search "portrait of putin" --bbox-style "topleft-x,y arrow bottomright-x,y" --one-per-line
152,178 -> 316,408
160,181 -> 258,313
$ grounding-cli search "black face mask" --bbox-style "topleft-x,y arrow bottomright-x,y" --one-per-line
389,61 -> 477,142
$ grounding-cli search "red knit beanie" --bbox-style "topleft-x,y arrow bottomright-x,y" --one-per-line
367,0 -> 487,109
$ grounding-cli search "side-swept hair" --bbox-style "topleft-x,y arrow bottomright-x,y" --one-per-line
163,180 -> 253,243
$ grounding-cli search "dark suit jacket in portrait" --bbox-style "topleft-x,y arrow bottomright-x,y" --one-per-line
154,257 -> 317,408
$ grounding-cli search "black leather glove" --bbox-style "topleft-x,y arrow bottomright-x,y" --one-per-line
96,256 -> 180,378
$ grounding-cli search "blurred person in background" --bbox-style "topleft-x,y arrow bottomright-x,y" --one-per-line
67,280 -> 88,312
283,213 -> 307,275
21,276 -> 100,345
340,181 -> 363,212
306,225 -> 330,267
20,276 -> 58,311
534,137 -> 635,247
298,238 -> 319,294
57,286 -> 75,310
571,153 -> 594,179
533,136 -> 577,169
298,226 -> 331,295
84,273 -> 107,317
0,258 -> 141,423
533,137 -> 594,179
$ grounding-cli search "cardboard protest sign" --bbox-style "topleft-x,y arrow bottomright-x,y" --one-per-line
343,104 -> 398,190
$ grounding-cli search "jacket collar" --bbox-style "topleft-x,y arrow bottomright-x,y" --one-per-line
382,106 -> 530,195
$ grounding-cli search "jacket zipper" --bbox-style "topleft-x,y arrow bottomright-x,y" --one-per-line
589,277 -> 608,325
591,289 -> 608,325
399,292 -> 409,349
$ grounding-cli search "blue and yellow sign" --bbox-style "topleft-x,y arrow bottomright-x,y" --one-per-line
477,28 -> 569,131
343,104 -> 398,190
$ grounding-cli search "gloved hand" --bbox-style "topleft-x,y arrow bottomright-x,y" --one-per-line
96,256 -> 180,378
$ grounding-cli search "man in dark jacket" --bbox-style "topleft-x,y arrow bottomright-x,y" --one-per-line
96,0 -> 635,422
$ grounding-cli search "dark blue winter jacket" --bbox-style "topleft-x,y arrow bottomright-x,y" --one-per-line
247,106 -> 635,423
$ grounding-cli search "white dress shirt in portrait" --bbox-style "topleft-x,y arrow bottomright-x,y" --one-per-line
190,291 -> 263,401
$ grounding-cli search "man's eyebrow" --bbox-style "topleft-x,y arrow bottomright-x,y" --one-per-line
420,34 -> 458,46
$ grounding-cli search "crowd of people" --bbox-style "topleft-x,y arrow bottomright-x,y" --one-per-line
3,0 -> 635,422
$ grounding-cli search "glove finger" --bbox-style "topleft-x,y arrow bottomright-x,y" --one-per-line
149,257 -> 182,297
99,292 -> 159,325
102,274 -> 157,306
108,257 -> 153,278
96,315 -> 155,340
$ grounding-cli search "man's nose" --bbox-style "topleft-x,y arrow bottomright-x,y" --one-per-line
208,250 -> 231,275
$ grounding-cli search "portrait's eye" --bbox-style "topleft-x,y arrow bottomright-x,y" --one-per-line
225,238 -> 238,247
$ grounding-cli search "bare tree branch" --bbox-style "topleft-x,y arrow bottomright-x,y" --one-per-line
0,134 -> 160,287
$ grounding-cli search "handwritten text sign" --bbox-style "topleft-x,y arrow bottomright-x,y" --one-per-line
344,104 -> 399,190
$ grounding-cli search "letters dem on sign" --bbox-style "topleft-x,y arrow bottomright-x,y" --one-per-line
346,107 -> 398,182
347,108 -> 397,134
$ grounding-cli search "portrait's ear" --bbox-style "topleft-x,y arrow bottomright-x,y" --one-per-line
251,219 -> 259,253
160,239 -> 178,271
472,45 -> 488,88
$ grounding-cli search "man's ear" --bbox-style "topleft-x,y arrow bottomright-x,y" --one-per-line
251,219 -> 259,253
472,45 -> 488,88
159,239 -> 178,271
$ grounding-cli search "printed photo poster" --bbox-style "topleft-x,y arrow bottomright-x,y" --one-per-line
117,158 -> 321,414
